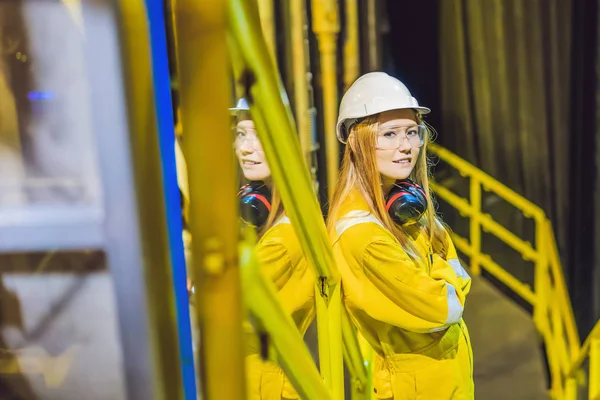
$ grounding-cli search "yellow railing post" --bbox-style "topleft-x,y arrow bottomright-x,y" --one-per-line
565,377 -> 578,400
469,177 -> 482,276
533,217 -> 548,332
311,0 -> 340,200
174,0 -> 246,398
590,338 -> 600,400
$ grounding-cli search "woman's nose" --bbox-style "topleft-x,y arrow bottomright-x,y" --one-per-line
239,140 -> 255,153
398,136 -> 412,152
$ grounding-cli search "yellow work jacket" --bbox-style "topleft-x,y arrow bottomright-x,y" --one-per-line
245,216 -> 316,400
332,191 -> 474,399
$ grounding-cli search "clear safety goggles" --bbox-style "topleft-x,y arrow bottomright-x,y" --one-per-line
375,124 -> 426,150
234,129 -> 263,151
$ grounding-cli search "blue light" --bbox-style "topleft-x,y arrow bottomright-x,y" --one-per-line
28,91 -> 55,101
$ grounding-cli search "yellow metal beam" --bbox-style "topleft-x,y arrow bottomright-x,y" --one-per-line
311,0 -> 340,200
174,1 -> 246,398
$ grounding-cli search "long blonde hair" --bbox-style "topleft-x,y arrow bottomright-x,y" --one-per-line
260,185 -> 285,236
326,114 -> 448,263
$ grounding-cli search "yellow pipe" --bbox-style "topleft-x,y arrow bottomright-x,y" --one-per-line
290,0 -> 312,168
365,0 -> 378,70
343,0 -> 359,89
118,1 -> 184,397
257,0 -> 276,63
311,0 -> 340,200
174,1 -> 246,398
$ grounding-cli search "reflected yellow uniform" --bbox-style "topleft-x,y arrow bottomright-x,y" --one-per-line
332,192 -> 474,399
245,216 -> 316,400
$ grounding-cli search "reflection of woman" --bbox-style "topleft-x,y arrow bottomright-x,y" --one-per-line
232,99 -> 315,400
327,73 -> 474,399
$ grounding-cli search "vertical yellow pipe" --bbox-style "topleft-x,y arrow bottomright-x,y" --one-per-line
291,0 -> 312,167
366,0 -> 379,71
174,1 -> 245,398
469,178 -> 481,276
311,0 -> 340,200
343,0 -> 359,89
257,0 -> 276,63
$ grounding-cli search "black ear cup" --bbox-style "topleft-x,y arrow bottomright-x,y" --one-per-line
386,179 -> 427,226
238,182 -> 272,227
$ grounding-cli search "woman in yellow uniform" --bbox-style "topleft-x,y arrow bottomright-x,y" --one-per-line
327,73 -> 474,399
232,98 -> 315,400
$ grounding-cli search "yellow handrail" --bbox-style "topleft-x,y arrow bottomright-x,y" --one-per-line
428,143 -> 600,400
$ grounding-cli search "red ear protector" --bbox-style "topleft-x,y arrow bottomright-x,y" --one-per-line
386,179 -> 427,226
237,182 -> 272,228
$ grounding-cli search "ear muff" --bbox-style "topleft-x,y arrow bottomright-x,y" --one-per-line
237,182 -> 272,228
386,179 -> 427,226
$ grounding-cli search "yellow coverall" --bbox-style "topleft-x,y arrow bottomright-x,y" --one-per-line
245,216 -> 316,400
332,191 -> 474,399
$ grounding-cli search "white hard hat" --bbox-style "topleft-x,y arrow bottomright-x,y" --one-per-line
336,72 -> 430,143
229,98 -> 250,112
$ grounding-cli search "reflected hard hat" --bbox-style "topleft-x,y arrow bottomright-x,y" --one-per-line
336,72 -> 431,143
229,98 -> 250,112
